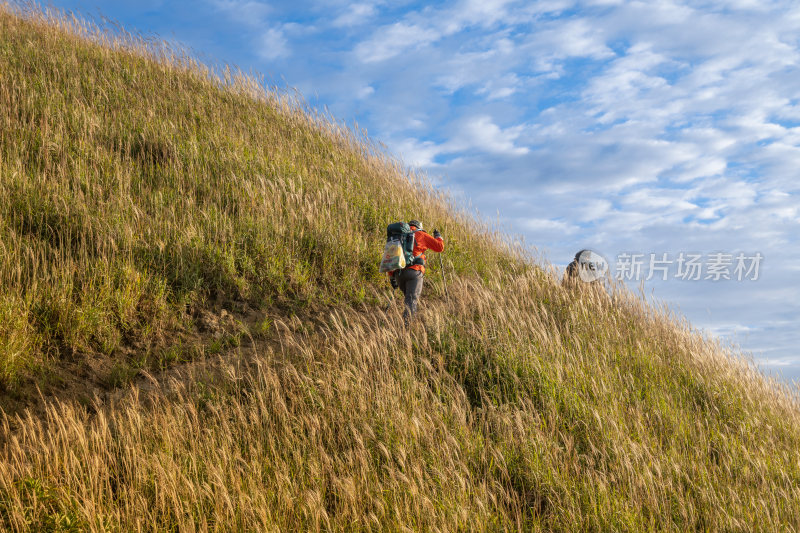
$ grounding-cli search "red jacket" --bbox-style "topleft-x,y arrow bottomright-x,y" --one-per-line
390,228 -> 444,275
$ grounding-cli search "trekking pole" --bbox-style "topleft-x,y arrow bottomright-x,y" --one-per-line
439,254 -> 449,302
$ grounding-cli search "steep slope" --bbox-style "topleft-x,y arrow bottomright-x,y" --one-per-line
0,3 -> 507,402
1,4 -> 799,531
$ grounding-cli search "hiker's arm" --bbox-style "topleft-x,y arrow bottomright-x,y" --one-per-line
419,231 -> 444,253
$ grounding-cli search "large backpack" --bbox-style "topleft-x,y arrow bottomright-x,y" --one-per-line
379,222 -> 419,273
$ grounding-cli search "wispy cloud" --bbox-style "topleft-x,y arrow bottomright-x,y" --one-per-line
258,27 -> 289,60
332,2 -> 378,28
354,22 -> 441,63
210,0 -> 270,26
392,138 -> 444,168
453,116 -> 529,156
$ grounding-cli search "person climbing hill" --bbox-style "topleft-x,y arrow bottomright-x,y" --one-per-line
387,220 -> 444,321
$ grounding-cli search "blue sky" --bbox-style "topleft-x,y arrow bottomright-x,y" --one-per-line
42,0 -> 800,381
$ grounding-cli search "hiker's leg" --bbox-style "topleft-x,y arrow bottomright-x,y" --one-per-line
397,271 -> 408,296
396,270 -> 411,322
403,270 -> 424,317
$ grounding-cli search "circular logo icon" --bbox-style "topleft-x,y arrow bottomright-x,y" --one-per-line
576,249 -> 609,283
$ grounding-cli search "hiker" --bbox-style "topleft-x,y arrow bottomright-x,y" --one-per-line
388,220 -> 444,321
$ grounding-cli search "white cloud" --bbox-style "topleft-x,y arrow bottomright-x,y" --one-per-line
209,0 -> 294,60
552,18 -> 614,58
477,72 -> 521,100
357,85 -> 375,99
575,199 -> 612,222
389,116 -> 530,165
352,0 -> 560,66
210,0 -> 270,26
620,188 -> 696,212
523,17 -> 615,77
391,138 -> 445,168
259,27 -> 289,60
434,38 -> 518,94
453,0 -> 517,27
332,3 -> 377,27
519,217 -> 580,234
456,116 -> 529,155
355,22 -> 441,63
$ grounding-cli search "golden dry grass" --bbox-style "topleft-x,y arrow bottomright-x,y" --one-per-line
1,2 -> 800,531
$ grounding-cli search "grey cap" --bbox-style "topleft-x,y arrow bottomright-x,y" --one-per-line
408,220 -> 423,230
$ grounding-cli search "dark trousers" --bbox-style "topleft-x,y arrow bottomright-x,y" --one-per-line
396,268 -> 424,320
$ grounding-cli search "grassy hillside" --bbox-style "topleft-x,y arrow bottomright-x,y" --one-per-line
2,3 -> 800,531
0,2 -> 513,396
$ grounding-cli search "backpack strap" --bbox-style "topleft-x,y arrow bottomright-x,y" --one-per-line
407,230 -> 427,267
